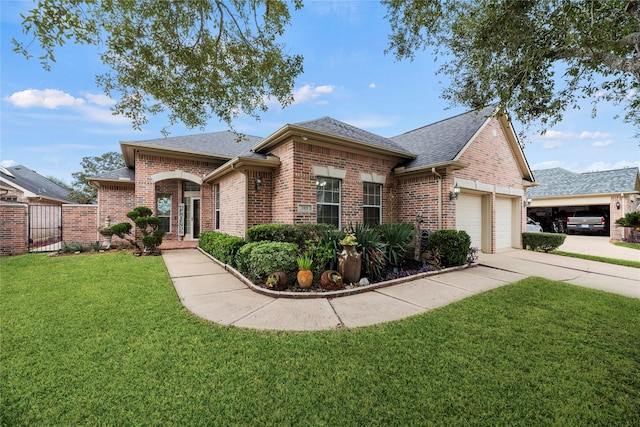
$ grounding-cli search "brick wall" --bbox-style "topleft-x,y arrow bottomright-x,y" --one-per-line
270,139 -> 400,228
218,172 -> 246,237
62,204 -> 99,245
0,203 -> 28,256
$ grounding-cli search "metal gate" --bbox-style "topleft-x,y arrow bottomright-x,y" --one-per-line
28,205 -> 63,252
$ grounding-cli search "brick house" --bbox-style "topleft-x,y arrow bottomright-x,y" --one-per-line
89,105 -> 536,253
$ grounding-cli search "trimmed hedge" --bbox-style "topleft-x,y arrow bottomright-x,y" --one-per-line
234,241 -> 262,273
245,241 -> 299,282
522,232 -> 566,253
198,232 -> 245,266
426,229 -> 471,268
247,223 -> 336,247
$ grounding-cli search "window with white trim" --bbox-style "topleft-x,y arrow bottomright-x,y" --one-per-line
156,194 -> 171,233
316,177 -> 340,228
214,184 -> 220,230
363,182 -> 382,225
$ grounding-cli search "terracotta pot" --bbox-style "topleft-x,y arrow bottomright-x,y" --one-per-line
320,270 -> 344,290
266,271 -> 289,290
297,269 -> 313,289
338,244 -> 362,284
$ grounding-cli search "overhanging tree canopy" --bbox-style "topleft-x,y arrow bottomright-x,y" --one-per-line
384,0 -> 640,132
13,0 -> 304,133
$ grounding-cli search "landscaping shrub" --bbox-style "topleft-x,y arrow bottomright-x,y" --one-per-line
522,232 -> 566,253
377,222 -> 414,267
61,241 -> 92,253
246,241 -> 299,282
346,223 -> 387,280
234,241 -> 262,273
426,229 -> 471,268
110,206 -> 165,255
198,232 -> 245,266
247,223 -> 336,248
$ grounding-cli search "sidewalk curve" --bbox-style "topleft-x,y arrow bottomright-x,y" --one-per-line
162,248 -> 639,331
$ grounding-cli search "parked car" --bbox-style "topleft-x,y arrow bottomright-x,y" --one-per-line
566,211 -> 608,234
526,217 -> 543,232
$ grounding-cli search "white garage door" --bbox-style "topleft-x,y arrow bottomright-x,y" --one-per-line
456,193 -> 483,250
495,197 -> 514,250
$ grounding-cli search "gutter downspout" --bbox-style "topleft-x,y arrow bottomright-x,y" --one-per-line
432,168 -> 442,230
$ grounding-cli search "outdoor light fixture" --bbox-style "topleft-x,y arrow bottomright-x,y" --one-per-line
450,183 -> 460,201
255,177 -> 262,191
616,200 -> 621,210
524,198 -> 532,207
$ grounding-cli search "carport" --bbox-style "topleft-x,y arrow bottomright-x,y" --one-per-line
526,167 -> 639,240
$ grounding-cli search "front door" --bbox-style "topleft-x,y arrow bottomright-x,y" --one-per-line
192,198 -> 200,239
184,197 -> 201,240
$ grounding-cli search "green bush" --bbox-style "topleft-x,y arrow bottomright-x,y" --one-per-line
235,241 -> 263,274
110,206 -> 165,255
426,229 -> 471,268
247,223 -> 336,248
246,241 -> 299,282
198,232 -> 246,266
377,222 -> 414,267
522,232 -> 566,253
345,223 -> 387,280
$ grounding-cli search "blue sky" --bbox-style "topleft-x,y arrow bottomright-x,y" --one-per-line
2,0 -> 638,184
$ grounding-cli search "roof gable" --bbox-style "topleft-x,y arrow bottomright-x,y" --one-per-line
1,165 -> 72,203
529,167 -> 640,197
292,116 -> 413,155
392,105 -> 498,168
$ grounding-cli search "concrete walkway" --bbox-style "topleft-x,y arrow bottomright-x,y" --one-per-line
162,247 -> 639,331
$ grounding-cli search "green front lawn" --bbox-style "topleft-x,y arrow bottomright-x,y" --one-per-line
2,253 -> 639,425
551,250 -> 640,268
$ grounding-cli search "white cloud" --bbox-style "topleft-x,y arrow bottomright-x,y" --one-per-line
292,84 -> 335,105
5,88 -> 85,109
369,83 -> 376,89
1,160 -> 18,167
84,92 -> 116,106
542,140 -> 564,149
591,140 -> 613,148
540,130 -> 573,140
579,131 -> 610,139
584,161 -> 640,172
626,88 -> 638,100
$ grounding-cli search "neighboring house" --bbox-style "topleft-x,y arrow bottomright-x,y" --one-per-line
0,164 -> 72,205
0,165 -> 74,254
89,105 -> 536,253
527,167 -> 640,239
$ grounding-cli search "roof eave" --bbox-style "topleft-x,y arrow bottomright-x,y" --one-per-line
120,141 -> 235,167
203,156 -> 281,183
393,161 -> 468,178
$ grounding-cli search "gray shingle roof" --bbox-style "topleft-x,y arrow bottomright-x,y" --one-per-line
122,131 -> 264,158
392,105 -> 498,169
1,165 -> 72,202
91,167 -> 136,181
528,167 -> 640,197
293,116 -> 414,155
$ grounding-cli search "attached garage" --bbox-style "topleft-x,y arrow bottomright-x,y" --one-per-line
495,197 -> 518,251
456,192 -> 487,252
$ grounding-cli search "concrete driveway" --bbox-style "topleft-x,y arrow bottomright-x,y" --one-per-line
557,235 -> 639,262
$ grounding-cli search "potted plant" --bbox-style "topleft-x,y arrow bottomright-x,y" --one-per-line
338,233 -> 361,284
266,271 -> 289,290
296,253 -> 314,289
320,270 -> 343,290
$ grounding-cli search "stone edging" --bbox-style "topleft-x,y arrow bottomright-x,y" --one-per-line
197,247 -> 473,299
